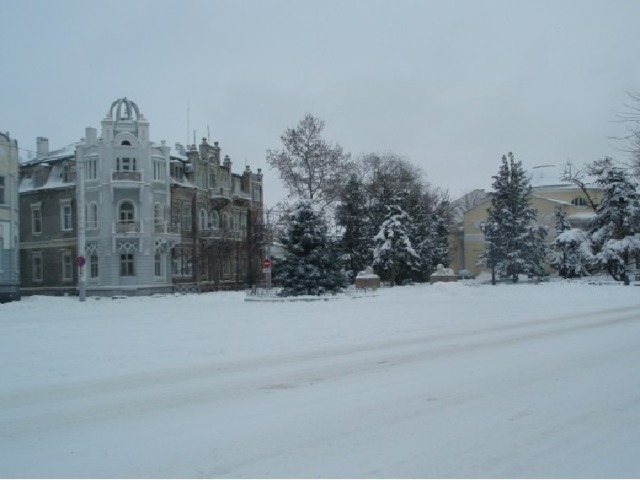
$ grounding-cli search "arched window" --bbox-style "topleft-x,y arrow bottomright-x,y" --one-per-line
87,202 -> 98,229
121,140 -> 131,146
199,209 -> 208,230
210,210 -> 220,229
119,200 -> 135,223
571,197 -> 588,207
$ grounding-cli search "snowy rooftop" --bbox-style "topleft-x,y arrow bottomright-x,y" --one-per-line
20,142 -> 79,166
528,164 -> 573,188
528,164 -> 598,189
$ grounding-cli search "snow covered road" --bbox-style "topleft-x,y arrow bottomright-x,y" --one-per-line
1,283 -> 639,477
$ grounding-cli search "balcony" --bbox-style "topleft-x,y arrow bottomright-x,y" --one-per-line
113,221 -> 142,234
154,221 -> 180,235
199,228 -> 246,242
210,187 -> 229,199
112,171 -> 142,182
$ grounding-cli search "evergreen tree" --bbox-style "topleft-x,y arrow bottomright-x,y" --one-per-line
589,164 -> 640,281
336,174 -> 373,281
479,152 -> 545,283
276,200 -> 346,296
429,207 -> 452,270
548,207 -> 594,278
372,202 -> 421,286
407,200 -> 434,282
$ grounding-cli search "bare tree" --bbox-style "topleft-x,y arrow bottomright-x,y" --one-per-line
561,162 -> 600,212
266,114 -> 352,212
610,89 -> 640,177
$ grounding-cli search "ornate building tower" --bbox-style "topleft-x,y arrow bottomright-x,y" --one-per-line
75,97 -> 179,296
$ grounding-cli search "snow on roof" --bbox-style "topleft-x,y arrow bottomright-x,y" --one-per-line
528,164 -> 572,188
528,164 -> 599,189
530,194 -> 573,206
21,142 -> 79,166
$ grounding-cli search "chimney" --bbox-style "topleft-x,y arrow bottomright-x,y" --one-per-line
85,127 -> 97,145
36,137 -> 49,157
223,155 -> 231,168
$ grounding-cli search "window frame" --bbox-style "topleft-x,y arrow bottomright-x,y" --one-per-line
182,204 -> 192,231
87,202 -> 99,230
60,199 -> 73,231
119,252 -> 135,276
90,253 -> 99,278
32,251 -> 43,282
86,159 -> 97,180
119,200 -> 135,223
199,209 -> 208,230
62,250 -> 73,281
31,203 -> 42,235
154,252 -> 163,277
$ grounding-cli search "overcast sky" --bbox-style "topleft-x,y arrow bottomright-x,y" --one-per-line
2,0 -> 640,206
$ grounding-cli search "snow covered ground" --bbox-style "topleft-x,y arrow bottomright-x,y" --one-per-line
1,279 -> 639,478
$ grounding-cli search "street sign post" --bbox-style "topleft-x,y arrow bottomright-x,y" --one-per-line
263,258 -> 272,289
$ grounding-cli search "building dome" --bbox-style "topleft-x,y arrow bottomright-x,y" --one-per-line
107,97 -> 141,122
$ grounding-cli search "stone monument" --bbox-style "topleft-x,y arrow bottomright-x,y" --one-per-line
429,264 -> 457,284
355,266 -> 381,290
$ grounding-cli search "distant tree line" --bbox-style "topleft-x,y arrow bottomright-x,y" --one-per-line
265,114 -> 452,294
266,91 -> 640,293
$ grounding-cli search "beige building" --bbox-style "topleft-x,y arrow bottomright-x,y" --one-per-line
454,165 -> 603,277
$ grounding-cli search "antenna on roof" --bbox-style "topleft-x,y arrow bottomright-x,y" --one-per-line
207,125 -> 210,143
186,104 -> 190,146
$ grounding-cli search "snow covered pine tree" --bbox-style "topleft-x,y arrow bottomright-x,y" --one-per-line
589,163 -> 640,282
276,200 -> 346,296
372,203 -> 421,286
479,152 -> 548,283
549,206 -> 594,278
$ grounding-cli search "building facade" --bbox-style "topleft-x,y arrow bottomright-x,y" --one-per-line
0,132 -> 20,302
456,165 -> 603,277
169,138 -> 264,292
18,98 -> 264,297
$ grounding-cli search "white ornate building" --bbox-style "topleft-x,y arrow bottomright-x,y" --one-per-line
0,131 -> 20,302
75,98 -> 179,295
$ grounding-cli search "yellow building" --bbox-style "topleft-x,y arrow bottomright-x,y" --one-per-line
455,165 -> 603,277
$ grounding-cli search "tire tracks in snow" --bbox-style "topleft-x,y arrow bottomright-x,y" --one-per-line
1,303 -> 639,438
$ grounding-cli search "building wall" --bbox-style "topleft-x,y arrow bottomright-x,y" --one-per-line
170,138 -> 264,291
460,185 -> 603,277
0,132 -> 20,301
18,163 -> 77,295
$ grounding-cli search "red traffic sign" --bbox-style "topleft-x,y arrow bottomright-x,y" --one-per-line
262,258 -> 272,268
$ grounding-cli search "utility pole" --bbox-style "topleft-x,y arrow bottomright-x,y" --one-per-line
76,152 -> 86,301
